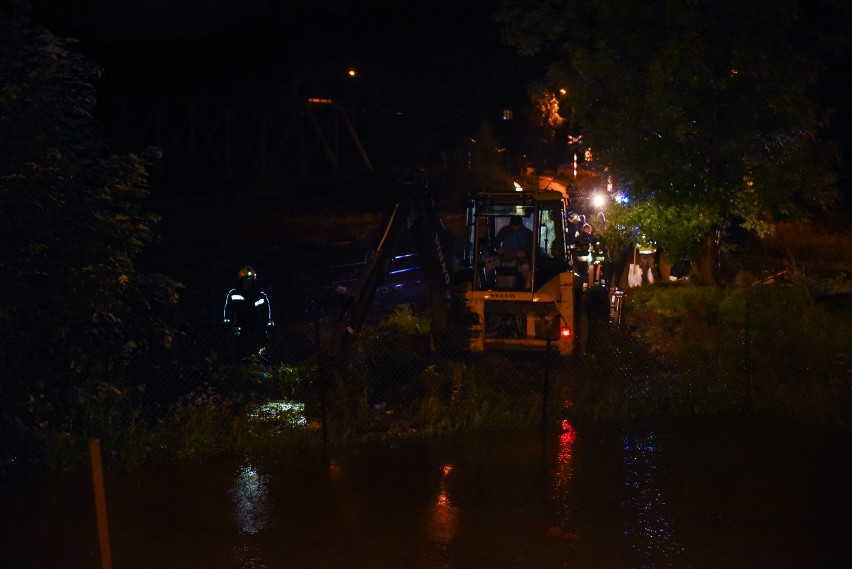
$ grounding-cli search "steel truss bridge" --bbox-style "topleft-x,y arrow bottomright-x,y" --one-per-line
103,96 -> 373,185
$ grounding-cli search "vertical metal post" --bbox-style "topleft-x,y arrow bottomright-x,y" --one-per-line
88,439 -> 113,569
745,302 -> 752,412
315,321 -> 328,446
542,332 -> 551,428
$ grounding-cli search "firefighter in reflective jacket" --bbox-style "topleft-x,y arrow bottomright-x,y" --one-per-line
591,235 -> 606,287
573,223 -> 593,286
223,265 -> 274,360
636,236 -> 657,284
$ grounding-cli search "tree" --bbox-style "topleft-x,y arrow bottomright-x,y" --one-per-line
497,0 -> 843,279
0,4 -> 179,461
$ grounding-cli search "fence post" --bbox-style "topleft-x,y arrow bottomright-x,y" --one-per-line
745,302 -> 752,412
88,439 -> 113,569
315,320 -> 328,446
542,332 -> 551,427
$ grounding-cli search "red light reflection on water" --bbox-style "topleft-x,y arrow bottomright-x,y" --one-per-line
548,419 -> 578,539
428,463 -> 458,543
555,420 -> 577,490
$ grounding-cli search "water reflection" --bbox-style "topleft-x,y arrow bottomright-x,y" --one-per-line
428,463 -> 458,544
234,542 -> 266,569
548,420 -> 578,540
231,462 -> 269,535
622,430 -> 683,567
1,418 -> 848,568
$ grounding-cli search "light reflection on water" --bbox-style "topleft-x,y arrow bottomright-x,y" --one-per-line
231,462 -> 270,569
428,463 -> 458,544
622,430 -> 683,567
548,419 -> 577,540
232,463 -> 269,535
1,417 -> 849,568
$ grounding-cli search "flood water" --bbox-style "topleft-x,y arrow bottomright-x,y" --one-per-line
1,416 -> 850,568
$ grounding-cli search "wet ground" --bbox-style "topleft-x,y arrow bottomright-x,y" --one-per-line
2,416 -> 850,568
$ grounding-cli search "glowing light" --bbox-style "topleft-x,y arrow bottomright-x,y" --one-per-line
592,193 -> 607,209
348,69 -> 356,77
560,327 -> 571,338
514,181 -> 524,192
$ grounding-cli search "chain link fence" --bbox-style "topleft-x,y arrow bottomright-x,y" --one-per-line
6,283 -> 847,472
120,284 -> 851,446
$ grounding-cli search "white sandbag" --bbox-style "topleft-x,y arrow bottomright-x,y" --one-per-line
628,264 -> 643,287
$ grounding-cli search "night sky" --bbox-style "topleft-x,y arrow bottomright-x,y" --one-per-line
26,1 -> 852,207
26,0 -> 547,190
29,1 -> 535,120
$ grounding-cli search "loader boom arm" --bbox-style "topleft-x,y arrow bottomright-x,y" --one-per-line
340,181 -> 456,337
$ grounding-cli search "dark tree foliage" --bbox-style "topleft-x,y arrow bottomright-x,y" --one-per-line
497,0 -> 846,272
0,5 -> 179,461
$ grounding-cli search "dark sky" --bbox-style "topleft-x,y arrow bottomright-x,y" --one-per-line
28,0 -> 542,176
26,1 -> 852,206
30,1 -> 537,107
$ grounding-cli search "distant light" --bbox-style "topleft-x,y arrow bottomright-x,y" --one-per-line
307,97 -> 333,104
592,193 -> 606,209
560,327 -> 571,338
513,181 -> 523,192
348,69 -> 356,77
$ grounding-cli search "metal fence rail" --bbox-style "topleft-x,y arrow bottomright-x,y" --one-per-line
6,292 -> 848,471
120,295 -> 850,441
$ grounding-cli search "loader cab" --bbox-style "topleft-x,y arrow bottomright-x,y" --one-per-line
467,190 -> 570,292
